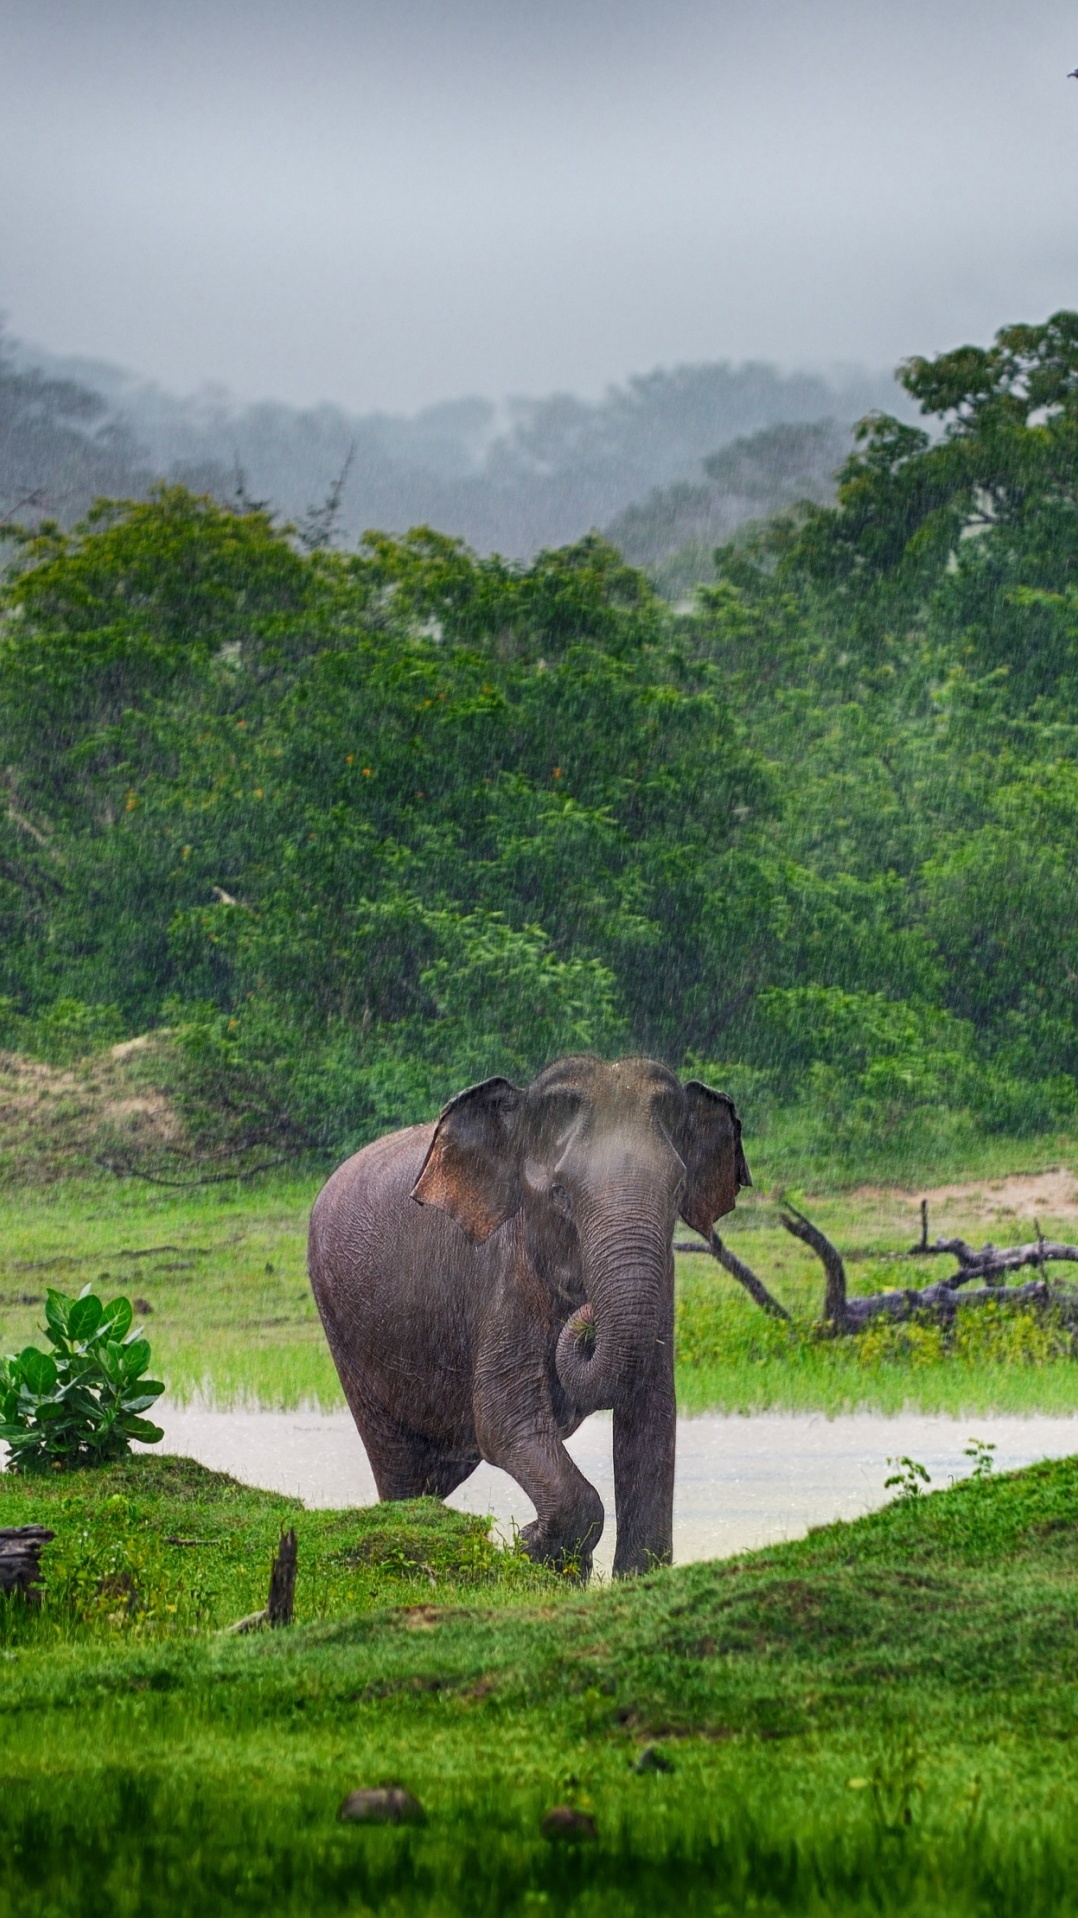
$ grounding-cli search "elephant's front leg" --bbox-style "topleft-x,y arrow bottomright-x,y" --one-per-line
611,1284 -> 675,1576
474,1363 -> 604,1577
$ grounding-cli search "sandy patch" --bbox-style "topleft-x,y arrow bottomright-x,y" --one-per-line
0,1043 -> 183,1179
852,1168 -> 1078,1224
110,1033 -> 154,1060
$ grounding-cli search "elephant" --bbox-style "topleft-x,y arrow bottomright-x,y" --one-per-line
307,1054 -> 750,1578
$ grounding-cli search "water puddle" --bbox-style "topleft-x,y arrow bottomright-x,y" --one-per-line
148,1407 -> 1078,1575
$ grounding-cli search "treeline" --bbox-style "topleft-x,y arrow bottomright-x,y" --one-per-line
605,419 -> 852,599
1,313 -> 1077,1166
3,331 -> 897,557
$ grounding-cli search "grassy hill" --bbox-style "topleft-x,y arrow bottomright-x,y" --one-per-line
4,1451 -> 1078,1914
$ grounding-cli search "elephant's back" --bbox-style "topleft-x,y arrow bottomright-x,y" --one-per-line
307,1123 -> 485,1450
308,1123 -> 435,1283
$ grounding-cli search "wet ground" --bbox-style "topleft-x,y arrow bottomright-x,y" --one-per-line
151,1407 -> 1078,1576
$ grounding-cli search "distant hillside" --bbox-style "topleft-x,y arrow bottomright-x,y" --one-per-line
3,336 -> 900,556
0,343 -> 151,526
605,418 -> 853,597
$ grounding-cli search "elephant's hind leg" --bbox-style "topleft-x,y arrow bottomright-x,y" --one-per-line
364,1417 -> 481,1502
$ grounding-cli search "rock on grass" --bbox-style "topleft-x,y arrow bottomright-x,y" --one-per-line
541,1806 -> 597,1841
338,1787 -> 426,1826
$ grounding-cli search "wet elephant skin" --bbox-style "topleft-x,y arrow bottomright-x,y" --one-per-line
308,1055 -> 749,1578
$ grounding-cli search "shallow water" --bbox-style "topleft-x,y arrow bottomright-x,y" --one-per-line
150,1406 -> 1078,1575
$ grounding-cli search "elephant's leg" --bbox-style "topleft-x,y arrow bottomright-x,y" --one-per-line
476,1393 -> 604,1576
611,1289 -> 676,1577
360,1411 -> 481,1502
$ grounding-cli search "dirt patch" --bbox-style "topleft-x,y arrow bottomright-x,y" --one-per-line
851,1169 -> 1078,1225
0,1044 -> 184,1184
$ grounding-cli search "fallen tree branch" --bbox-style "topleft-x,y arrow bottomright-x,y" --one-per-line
676,1204 -> 1078,1336
708,1230 -> 792,1319
910,1233 -> 1078,1288
819,1273 -> 1050,1331
779,1203 -> 847,1321
97,1152 -> 300,1189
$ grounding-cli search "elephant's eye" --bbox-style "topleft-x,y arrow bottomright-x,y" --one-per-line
549,1182 -> 572,1215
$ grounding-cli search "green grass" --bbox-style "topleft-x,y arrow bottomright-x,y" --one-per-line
5,1150 -> 1078,1416
5,1452 -> 1078,1914
0,1173 -> 341,1408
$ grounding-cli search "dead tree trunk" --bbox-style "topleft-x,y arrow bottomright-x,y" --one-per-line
676,1205 -> 1078,1336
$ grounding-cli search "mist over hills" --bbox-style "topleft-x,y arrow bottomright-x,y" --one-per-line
607,418 -> 856,597
2,333 -> 905,566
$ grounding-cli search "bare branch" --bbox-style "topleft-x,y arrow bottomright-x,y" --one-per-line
709,1229 -> 792,1320
780,1203 -> 847,1321
914,1198 -> 929,1253
673,1231 -> 791,1318
915,1235 -> 1078,1286
96,1152 -> 299,1189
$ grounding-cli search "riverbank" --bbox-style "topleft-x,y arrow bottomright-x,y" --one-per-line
4,1451 -> 1078,1916
147,1404 -> 1078,1575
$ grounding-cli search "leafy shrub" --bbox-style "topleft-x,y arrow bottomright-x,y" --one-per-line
160,902 -> 624,1159
0,1287 -> 164,1473
0,997 -> 124,1066
758,987 -> 976,1110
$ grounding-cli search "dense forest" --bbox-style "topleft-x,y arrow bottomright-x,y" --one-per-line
1,313 -> 1076,1170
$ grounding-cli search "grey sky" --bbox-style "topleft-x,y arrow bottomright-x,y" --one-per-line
2,0 -> 1076,412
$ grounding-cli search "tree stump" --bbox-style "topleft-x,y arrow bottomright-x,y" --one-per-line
0,1526 -> 55,1601
267,1528 -> 297,1627
223,1527 -> 297,1633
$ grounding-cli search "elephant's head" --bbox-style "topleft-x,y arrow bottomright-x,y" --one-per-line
411,1055 -> 750,1415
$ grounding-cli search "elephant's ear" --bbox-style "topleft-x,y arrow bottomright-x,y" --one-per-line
676,1081 -> 751,1237
411,1077 -> 525,1242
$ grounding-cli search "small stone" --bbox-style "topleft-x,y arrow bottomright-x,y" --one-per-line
133,1298 -> 153,1315
338,1787 -> 425,1826
633,1745 -> 674,1774
541,1805 -> 597,1842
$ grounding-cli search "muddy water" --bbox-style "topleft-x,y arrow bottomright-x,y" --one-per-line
150,1407 -> 1078,1576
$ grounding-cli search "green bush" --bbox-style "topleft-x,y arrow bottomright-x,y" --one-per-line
0,1287 -> 164,1472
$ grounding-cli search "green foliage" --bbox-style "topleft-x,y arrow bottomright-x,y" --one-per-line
964,1437 -> 996,1479
0,1285 -> 164,1471
883,1455 -> 932,1500
3,313 -> 1078,1159
0,996 -> 125,1065
758,985 -> 976,1135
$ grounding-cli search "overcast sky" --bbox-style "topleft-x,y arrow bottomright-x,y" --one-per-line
1,1 -> 1076,413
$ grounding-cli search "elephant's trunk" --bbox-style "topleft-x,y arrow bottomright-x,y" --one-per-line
554,1194 -> 669,1415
